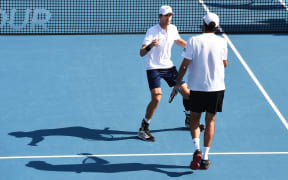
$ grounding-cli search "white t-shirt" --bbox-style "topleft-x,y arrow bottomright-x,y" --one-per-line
182,33 -> 228,92
142,24 -> 181,70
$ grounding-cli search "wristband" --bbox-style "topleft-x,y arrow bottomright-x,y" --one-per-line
145,45 -> 151,52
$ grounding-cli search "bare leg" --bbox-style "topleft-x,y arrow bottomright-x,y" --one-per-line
138,88 -> 162,141
189,112 -> 203,170
189,112 -> 202,138
179,83 -> 190,100
145,88 -> 162,120
204,112 -> 216,147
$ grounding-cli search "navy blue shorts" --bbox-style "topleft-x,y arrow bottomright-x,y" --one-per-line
146,66 -> 184,90
189,90 -> 225,114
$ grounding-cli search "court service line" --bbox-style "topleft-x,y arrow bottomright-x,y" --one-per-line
0,152 -> 288,160
199,0 -> 288,130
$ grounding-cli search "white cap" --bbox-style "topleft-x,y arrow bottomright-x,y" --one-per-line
159,5 -> 173,15
203,12 -> 219,27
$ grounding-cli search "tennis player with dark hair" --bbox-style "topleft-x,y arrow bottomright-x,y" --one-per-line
137,5 -> 191,142
171,12 -> 228,170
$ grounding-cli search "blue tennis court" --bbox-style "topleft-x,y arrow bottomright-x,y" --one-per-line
1,0 -> 288,180
1,33 -> 288,180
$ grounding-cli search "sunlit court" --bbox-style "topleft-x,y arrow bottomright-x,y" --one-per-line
1,1 -> 288,180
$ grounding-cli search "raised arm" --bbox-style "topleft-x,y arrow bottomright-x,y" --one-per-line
139,40 -> 160,57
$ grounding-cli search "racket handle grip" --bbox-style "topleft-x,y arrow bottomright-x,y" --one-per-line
168,88 -> 179,103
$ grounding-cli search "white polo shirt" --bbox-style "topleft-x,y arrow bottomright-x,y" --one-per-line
182,33 -> 228,92
142,24 -> 181,70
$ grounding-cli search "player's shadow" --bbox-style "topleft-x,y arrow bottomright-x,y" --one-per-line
26,155 -> 193,177
8,126 -> 188,146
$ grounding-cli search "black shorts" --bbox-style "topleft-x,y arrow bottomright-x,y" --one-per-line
189,90 -> 225,114
146,66 -> 184,90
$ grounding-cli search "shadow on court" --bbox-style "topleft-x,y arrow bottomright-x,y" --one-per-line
9,126 -> 188,146
26,155 -> 193,177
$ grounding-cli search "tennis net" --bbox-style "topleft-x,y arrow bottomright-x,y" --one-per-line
0,0 -> 287,35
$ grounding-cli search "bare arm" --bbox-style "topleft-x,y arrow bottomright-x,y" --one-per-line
139,40 -> 160,57
170,58 -> 191,97
223,60 -> 228,68
175,38 -> 187,48
139,45 -> 148,57
175,58 -> 191,86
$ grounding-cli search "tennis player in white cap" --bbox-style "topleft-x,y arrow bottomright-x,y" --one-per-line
137,5 -> 191,142
171,12 -> 228,170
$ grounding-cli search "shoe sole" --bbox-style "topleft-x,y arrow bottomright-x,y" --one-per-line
190,154 -> 202,170
137,134 -> 155,142
199,162 -> 211,170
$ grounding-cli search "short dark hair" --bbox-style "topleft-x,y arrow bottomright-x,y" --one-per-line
203,21 -> 217,33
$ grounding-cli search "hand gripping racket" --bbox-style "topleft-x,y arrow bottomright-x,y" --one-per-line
169,87 -> 180,103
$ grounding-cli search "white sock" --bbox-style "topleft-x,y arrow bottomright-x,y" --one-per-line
192,138 -> 200,152
143,117 -> 151,124
202,147 -> 210,160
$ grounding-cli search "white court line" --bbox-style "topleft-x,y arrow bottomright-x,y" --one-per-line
0,152 -> 288,160
199,0 -> 288,130
278,0 -> 288,11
